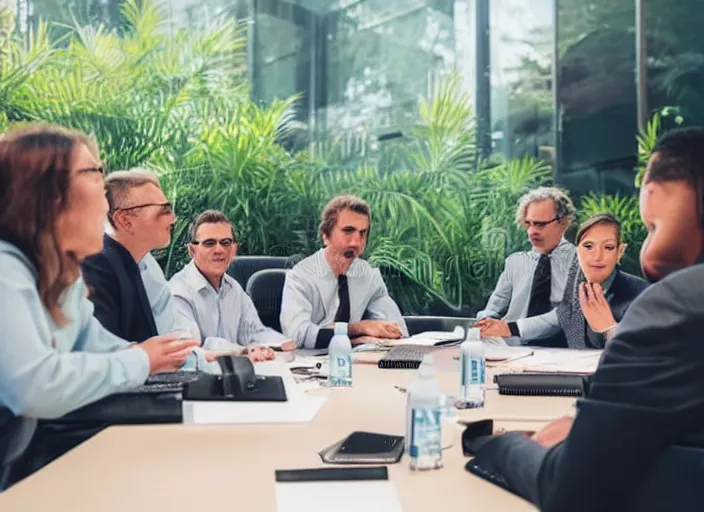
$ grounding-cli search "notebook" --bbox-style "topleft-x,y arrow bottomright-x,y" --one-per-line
494,372 -> 588,397
377,345 -> 437,369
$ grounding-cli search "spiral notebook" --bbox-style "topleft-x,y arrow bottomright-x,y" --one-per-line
494,372 -> 588,397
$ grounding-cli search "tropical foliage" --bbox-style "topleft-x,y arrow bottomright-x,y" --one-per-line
0,0 -> 648,315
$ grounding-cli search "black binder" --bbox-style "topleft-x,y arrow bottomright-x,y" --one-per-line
494,373 -> 588,397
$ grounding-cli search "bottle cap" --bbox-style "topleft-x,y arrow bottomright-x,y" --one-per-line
334,322 -> 348,335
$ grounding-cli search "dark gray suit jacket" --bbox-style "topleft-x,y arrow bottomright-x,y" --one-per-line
473,263 -> 704,511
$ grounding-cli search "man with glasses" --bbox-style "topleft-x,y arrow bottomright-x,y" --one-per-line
474,187 -> 576,346
82,168 -> 196,344
168,210 -> 296,360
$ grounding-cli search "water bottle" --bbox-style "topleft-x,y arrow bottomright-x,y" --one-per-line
328,322 -> 352,387
459,328 -> 485,407
406,354 -> 443,470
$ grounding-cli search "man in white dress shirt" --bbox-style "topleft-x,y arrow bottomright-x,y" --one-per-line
475,187 -> 576,346
280,195 -> 409,349
169,210 -> 296,360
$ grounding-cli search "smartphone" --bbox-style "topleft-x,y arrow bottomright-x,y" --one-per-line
338,432 -> 404,455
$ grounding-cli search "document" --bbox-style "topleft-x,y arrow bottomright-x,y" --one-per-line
383,326 -> 466,347
275,481 -> 403,512
498,348 -> 603,374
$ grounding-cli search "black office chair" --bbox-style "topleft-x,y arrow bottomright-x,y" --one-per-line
403,316 -> 476,336
0,408 -> 37,491
246,269 -> 288,332
227,256 -> 292,290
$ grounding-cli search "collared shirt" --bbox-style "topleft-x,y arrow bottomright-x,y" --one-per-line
138,252 -> 197,336
168,260 -> 289,350
0,240 -> 149,419
280,249 -> 409,349
476,238 -> 576,344
138,252 -> 215,372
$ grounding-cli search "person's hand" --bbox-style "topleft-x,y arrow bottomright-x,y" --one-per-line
475,318 -> 511,338
278,341 -> 297,352
139,333 -> 200,374
350,320 -> 402,339
531,416 -> 574,448
247,345 -> 275,362
579,282 -> 617,333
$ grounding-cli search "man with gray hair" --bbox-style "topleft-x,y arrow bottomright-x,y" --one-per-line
281,195 -> 409,349
475,186 -> 576,346
82,168 -> 196,344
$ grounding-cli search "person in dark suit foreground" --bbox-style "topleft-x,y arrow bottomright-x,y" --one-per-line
468,127 -> 704,511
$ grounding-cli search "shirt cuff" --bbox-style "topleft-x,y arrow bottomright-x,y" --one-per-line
508,322 -> 521,337
315,328 -> 334,349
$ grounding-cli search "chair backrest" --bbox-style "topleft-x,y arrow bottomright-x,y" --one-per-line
246,269 -> 289,332
403,315 -> 476,337
627,444 -> 704,511
0,408 -> 37,491
227,256 -> 290,290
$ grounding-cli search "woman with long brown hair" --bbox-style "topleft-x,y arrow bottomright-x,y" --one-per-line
0,124 -> 198,420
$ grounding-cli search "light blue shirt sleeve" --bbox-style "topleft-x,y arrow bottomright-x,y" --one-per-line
280,269 -> 321,349
515,308 -> 561,342
0,262 -> 150,419
476,261 -> 513,320
141,254 -> 196,335
239,291 -> 290,347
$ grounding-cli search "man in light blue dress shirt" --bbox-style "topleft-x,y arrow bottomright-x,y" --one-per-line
169,210 -> 296,359
281,195 -> 409,349
475,187 -> 576,345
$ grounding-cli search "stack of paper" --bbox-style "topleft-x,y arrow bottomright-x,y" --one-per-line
498,348 -> 603,374
385,326 -> 466,347
182,361 -> 328,425
484,344 -> 534,363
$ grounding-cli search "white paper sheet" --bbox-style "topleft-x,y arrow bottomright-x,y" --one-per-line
275,481 -> 404,512
484,344 -> 534,363
386,327 -> 465,347
498,348 -> 602,374
182,361 -> 328,425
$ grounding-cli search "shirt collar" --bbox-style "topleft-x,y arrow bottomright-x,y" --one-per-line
183,259 -> 233,293
316,248 -> 364,278
601,268 -> 618,293
530,237 -> 571,259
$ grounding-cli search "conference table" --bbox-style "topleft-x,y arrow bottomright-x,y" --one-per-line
0,358 -> 576,512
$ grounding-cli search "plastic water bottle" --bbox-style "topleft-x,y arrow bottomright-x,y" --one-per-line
459,328 -> 485,407
406,354 -> 443,470
328,322 -> 352,387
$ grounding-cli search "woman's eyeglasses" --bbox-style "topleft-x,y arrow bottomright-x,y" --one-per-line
191,238 -> 236,249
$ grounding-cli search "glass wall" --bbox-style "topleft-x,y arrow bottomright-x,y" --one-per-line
11,0 -> 704,313
555,0 -> 637,197
646,0 -> 704,129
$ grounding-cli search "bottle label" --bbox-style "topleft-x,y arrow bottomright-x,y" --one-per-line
469,357 -> 485,385
409,408 -> 441,458
329,352 -> 352,386
460,354 -> 485,385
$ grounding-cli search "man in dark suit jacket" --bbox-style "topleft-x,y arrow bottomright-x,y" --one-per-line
82,168 -> 187,342
468,127 -> 704,511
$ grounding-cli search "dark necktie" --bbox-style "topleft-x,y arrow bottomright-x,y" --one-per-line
334,274 -> 351,323
527,254 -> 552,317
